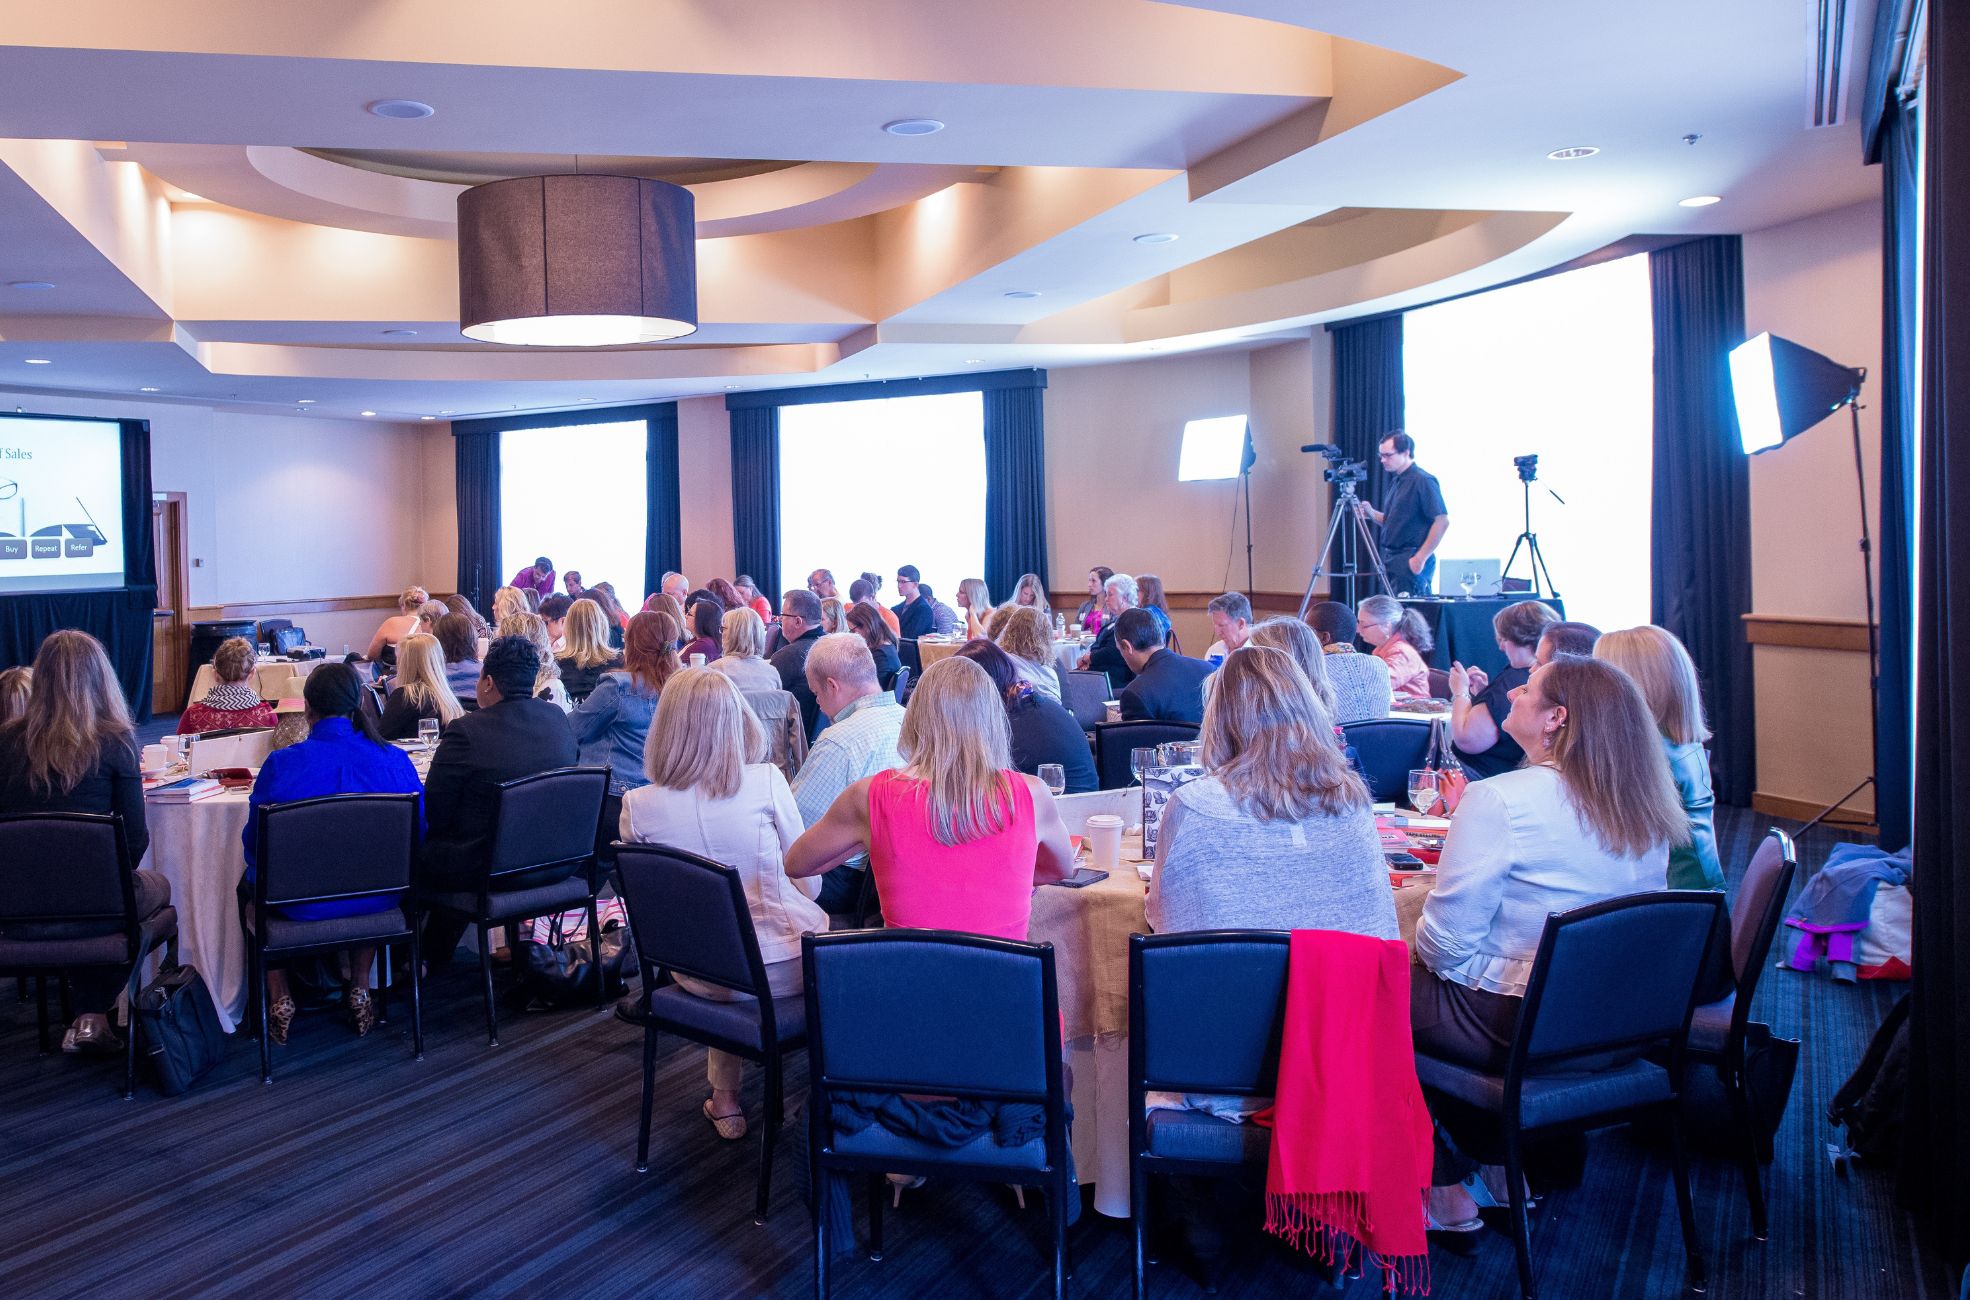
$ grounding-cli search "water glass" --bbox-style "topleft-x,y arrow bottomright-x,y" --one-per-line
417,718 -> 441,748
1038,763 -> 1066,797
1157,741 -> 1201,768
1408,769 -> 1442,816
1460,571 -> 1478,598
1130,747 -> 1158,786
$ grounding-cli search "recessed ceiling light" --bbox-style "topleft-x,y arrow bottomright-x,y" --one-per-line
1004,290 -> 1042,300
965,359 -> 984,365
368,99 -> 435,120
420,415 -> 436,421
1679,195 -> 1723,207
578,397 -> 596,402
883,118 -> 945,137
295,398 -> 317,404
1133,232 -> 1179,245
382,328 -> 418,337
140,386 -> 160,392
22,358 -> 50,365
7,281 -> 55,291
360,410 -> 377,417
1546,146 -> 1599,161
439,409 -> 454,415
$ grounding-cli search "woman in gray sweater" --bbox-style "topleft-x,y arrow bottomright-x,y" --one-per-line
1147,644 -> 1396,939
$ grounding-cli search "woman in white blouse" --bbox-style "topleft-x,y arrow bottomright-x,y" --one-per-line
619,666 -> 826,1142
1412,654 -> 1686,1235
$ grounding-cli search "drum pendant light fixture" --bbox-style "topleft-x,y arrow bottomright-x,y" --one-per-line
457,173 -> 698,346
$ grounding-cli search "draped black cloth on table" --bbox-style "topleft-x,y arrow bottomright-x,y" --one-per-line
982,381 -> 1050,602
1326,315 -> 1405,607
1647,237 -> 1754,805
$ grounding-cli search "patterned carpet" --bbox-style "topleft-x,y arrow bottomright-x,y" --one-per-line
0,803 -> 1951,1299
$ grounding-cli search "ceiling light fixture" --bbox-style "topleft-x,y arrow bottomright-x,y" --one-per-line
1133,232 -> 1179,245
382,328 -> 419,337
457,175 -> 698,346
360,410 -> 377,417
420,415 -> 436,421
368,99 -> 436,120
965,359 -> 984,365
295,398 -> 317,404
22,358 -> 50,365
8,281 -> 55,291
1003,290 -> 1042,300
439,410 -> 454,414
140,386 -> 160,392
1546,146 -> 1599,160
1679,195 -> 1723,207
883,118 -> 945,136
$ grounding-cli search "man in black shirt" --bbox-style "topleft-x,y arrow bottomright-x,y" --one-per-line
771,589 -> 828,740
1356,430 -> 1449,596
891,564 -> 936,640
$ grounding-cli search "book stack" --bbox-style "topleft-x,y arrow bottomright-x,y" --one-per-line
147,776 -> 224,804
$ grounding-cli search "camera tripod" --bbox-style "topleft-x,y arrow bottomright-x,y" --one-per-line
1297,476 -> 1393,618
1501,474 -> 1560,598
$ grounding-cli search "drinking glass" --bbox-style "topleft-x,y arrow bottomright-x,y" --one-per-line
1459,570 -> 1478,598
417,718 -> 440,748
1408,769 -> 1442,816
1158,741 -> 1201,768
1130,747 -> 1158,786
1038,763 -> 1066,797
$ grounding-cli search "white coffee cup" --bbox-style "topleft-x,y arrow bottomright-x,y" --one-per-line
689,653 -> 707,669
141,743 -> 169,772
1085,814 -> 1124,872
1103,700 -> 1122,723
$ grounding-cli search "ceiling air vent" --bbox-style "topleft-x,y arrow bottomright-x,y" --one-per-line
1807,0 -> 1861,128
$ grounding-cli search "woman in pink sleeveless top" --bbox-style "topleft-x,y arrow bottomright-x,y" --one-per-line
788,656 -> 1074,939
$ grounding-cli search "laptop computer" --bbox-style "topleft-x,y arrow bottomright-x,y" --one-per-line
1439,558 -> 1503,598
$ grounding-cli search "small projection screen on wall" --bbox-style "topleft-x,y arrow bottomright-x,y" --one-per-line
0,413 -> 128,594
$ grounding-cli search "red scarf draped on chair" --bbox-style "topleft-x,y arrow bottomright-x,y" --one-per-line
1254,930 -> 1434,1293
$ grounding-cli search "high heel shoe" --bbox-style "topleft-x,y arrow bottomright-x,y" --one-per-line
347,987 -> 375,1038
268,996 -> 297,1046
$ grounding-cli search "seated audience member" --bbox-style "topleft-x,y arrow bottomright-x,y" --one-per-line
646,591 -> 689,642
1136,573 -> 1178,650
570,610 -> 678,792
1079,571 -> 1141,689
709,606 -> 782,693
562,569 -> 585,599
817,595 -> 846,636
244,663 -> 425,1042
921,584 -> 960,636
363,586 -> 430,666
660,571 -> 691,605
499,612 -> 570,710
1306,600 -> 1393,723
791,633 -> 908,913
0,630 -> 162,1046
956,578 -> 993,640
859,570 -> 885,597
179,636 -> 277,734
1446,600 -> 1560,780
734,574 -> 774,621
845,601 -> 902,688
538,593 -> 573,650
1115,608 -> 1211,724
491,585 -> 528,626
771,590 -> 828,740
1356,594 -> 1433,700
682,597 -> 724,664
1412,655 -> 1683,1235
957,639 -> 1097,796
509,556 -> 556,601
707,576 -> 746,612
555,598 -> 623,704
891,565 -> 936,640
1202,591 -> 1252,662
419,636 -> 580,964
621,667 -> 826,1140
443,593 -> 492,642
1149,645 -> 1394,936
1244,617 -> 1337,715
0,665 -> 30,725
587,583 -> 632,646
807,568 -> 840,600
1595,625 -> 1724,890
983,603 -> 1016,643
1537,619 -> 1602,665
848,576 -> 901,637
434,613 -> 484,705
1075,565 -> 1114,634
521,588 -> 542,614
994,604 -> 1062,698
414,599 -> 449,635
379,632 -> 465,740
1011,572 -> 1051,620
786,656 -> 1075,938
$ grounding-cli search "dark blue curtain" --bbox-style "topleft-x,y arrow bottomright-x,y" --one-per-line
644,403 -> 682,592
1648,236 -> 1754,805
451,425 -> 500,614
1875,100 -> 1920,853
728,406 -> 781,606
1326,315 -> 1404,605
982,383 -> 1050,602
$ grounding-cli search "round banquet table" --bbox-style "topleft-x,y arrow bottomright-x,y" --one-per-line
915,635 -> 1090,680
188,655 -> 332,704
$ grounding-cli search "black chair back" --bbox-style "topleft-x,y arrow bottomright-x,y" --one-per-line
615,842 -> 768,996
898,637 -> 923,678
255,794 -> 420,914
485,766 -> 611,879
1514,891 -> 1726,1070
1062,669 -> 1112,729
0,813 -> 134,928
1131,931 -> 1288,1096
891,664 -> 911,704
1093,720 -> 1199,790
1341,717 -> 1434,802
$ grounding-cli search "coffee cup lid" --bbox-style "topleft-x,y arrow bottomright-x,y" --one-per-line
1086,813 -> 1123,828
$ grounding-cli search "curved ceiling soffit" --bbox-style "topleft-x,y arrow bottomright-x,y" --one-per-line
191,337 -> 842,383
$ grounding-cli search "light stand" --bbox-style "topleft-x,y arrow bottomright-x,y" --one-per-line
1237,430 -> 1256,597
1798,396 -> 1878,835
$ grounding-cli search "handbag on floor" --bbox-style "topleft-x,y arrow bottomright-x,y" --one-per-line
137,964 -> 227,1096
511,910 -> 637,1010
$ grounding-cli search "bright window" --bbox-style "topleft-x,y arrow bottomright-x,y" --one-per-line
778,390 -> 986,607
1402,254 -> 1655,631
500,421 -> 647,602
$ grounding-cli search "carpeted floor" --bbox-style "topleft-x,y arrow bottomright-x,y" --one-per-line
0,804 -> 1950,1299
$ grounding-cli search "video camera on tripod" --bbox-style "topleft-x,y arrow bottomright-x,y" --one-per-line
1295,444 -> 1390,615
1301,443 -> 1368,485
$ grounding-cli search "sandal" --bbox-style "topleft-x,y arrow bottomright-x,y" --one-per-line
347,987 -> 374,1038
703,1097 -> 747,1141
268,996 -> 297,1046
1425,1210 -> 1484,1258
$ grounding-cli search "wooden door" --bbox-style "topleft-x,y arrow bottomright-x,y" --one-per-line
151,494 -> 189,714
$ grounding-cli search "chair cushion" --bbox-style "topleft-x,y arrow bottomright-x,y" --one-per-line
1414,1052 -> 1675,1131
647,985 -> 806,1054
421,877 -> 594,923
1686,994 -> 1735,1056
0,905 -> 177,969
246,902 -> 412,952
830,1119 -> 1049,1174
1145,1109 -> 1271,1165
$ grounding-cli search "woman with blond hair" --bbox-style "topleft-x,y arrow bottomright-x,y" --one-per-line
179,636 -> 277,734
499,611 -> 570,710
993,603 -> 1062,699
379,632 -> 464,740
554,597 -> 623,704
955,577 -> 992,640
1244,616 -> 1338,717
0,665 -> 30,726
490,586 -> 529,626
571,609 -> 679,792
1011,572 -> 1050,620
363,586 -> 431,666
709,605 -> 781,692
620,667 -> 825,1140
1595,625 -> 1722,889
788,656 -> 1074,938
818,595 -> 847,636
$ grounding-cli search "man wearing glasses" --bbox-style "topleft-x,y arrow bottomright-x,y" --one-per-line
1355,430 -> 1449,596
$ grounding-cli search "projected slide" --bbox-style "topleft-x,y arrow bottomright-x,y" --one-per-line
0,415 -> 126,594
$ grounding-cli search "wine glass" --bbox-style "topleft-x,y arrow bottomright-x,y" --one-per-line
1408,769 -> 1442,816
1459,570 -> 1478,599
1130,747 -> 1158,787
417,718 -> 440,749
1038,763 -> 1066,797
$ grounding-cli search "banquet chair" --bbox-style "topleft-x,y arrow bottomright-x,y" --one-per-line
0,812 -> 178,1098
1093,721 -> 1199,790
417,765 -> 611,1046
898,637 -> 923,680
615,844 -> 807,1224
1062,671 -> 1112,730
1128,931 -> 1289,1300
889,664 -> 910,705
1339,718 -> 1434,803
1426,667 -> 1452,700
804,929 -> 1072,1300
1414,891 -> 1726,1300
245,793 -> 423,1083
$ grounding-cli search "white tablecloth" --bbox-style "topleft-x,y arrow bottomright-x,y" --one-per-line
188,656 -> 332,704
140,789 -> 254,1032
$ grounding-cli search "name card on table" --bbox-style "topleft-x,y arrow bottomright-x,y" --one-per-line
1142,760 -> 1208,856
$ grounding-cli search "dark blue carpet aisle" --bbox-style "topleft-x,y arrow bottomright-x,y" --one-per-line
0,804 -> 1950,1299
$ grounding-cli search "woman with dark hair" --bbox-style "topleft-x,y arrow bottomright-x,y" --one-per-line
1136,573 -> 1179,651
683,596 -> 724,663
707,576 -> 746,612
734,575 -> 773,621
442,593 -> 491,641
570,610 -> 680,793
433,613 -> 483,705
1446,600 -> 1560,780
242,662 -> 424,1042
845,601 -> 901,688
1075,565 -> 1115,633
587,582 -> 632,647
955,639 -> 1097,794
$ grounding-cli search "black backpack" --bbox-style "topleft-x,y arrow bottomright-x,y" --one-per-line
1828,992 -> 1911,1169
